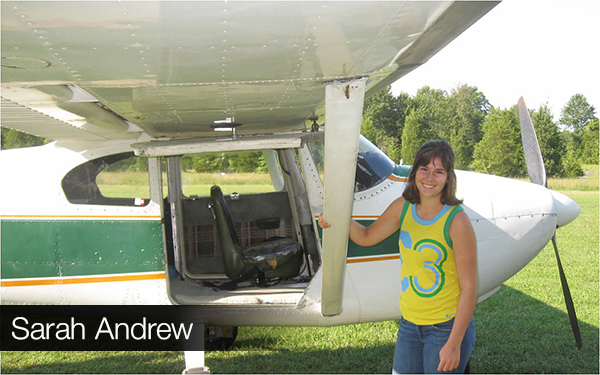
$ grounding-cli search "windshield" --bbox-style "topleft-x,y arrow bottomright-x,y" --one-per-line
306,135 -> 396,192
355,136 -> 395,191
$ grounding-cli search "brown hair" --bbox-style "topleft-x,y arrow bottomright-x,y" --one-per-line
402,140 -> 463,206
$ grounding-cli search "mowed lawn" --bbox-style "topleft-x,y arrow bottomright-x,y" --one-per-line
96,171 -> 276,198
1,178 -> 598,373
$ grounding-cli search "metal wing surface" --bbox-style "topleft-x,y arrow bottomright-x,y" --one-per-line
1,1 -> 498,142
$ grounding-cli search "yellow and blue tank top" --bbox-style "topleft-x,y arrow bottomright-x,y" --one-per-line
398,201 -> 463,325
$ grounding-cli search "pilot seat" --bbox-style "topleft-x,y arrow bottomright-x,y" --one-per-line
209,185 -> 304,290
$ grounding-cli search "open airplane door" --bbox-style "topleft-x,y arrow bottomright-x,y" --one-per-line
321,78 -> 367,316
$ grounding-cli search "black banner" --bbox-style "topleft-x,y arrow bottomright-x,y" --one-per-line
1,305 -> 208,351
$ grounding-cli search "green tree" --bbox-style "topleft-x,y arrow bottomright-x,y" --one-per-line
1,127 -> 48,149
560,131 -> 585,177
472,106 -> 525,177
530,103 -> 565,177
580,117 -> 599,164
410,86 -> 449,140
364,86 -> 403,138
402,86 -> 478,166
362,86 -> 409,162
360,115 -> 378,145
400,86 -> 459,165
361,111 -> 403,163
447,85 -> 489,169
188,153 -> 228,173
184,152 -> 266,173
228,152 -> 267,173
401,110 -> 428,164
559,93 -> 596,135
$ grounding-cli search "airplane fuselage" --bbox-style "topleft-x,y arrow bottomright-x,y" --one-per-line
0,136 -> 579,327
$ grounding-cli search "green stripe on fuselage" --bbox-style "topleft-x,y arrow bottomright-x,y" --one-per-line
347,220 -> 399,258
394,164 -> 411,178
345,165 -> 406,258
1,220 -> 164,279
317,219 -> 400,258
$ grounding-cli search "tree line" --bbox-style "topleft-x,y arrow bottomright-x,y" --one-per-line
1,85 -> 597,178
363,86 -> 598,178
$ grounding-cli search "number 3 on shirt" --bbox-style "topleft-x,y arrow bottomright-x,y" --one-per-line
408,239 -> 447,298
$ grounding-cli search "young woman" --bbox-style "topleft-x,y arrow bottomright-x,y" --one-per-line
319,140 -> 477,374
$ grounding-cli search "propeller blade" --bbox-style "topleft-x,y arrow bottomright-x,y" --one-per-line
517,96 -> 547,187
551,236 -> 583,349
518,97 -> 582,349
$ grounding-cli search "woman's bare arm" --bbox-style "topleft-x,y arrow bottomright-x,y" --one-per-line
319,197 -> 406,247
438,210 -> 478,372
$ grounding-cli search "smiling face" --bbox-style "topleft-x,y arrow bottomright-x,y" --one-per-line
402,140 -> 463,206
415,156 -> 448,201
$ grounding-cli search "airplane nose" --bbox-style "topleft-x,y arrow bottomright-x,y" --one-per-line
550,190 -> 581,228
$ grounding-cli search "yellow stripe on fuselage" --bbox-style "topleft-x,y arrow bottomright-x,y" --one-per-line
1,214 -> 161,220
388,175 -> 408,182
1,272 -> 166,287
347,254 -> 400,264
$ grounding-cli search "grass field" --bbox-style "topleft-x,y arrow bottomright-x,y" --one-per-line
2,173 -> 598,374
96,165 -> 600,197
97,171 -> 275,198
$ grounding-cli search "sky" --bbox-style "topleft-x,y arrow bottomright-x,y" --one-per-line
391,0 -> 600,122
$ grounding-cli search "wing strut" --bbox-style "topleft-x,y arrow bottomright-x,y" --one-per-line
321,78 -> 366,316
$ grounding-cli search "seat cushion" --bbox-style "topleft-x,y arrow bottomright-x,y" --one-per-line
242,238 -> 302,262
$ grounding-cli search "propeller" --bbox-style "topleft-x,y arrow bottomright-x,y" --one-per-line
517,97 -> 582,349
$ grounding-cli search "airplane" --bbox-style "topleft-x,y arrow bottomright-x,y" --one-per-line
0,1 -> 582,372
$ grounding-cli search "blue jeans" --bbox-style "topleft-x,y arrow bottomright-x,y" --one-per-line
392,317 -> 475,374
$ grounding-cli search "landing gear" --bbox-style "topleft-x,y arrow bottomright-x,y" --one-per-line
205,326 -> 238,350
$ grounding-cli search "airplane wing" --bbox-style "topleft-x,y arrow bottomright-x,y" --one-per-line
1,1 -> 498,142
2,1 -> 499,318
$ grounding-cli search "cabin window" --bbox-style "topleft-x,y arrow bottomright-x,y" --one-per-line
305,136 -> 395,192
62,152 -> 150,206
180,151 -> 277,197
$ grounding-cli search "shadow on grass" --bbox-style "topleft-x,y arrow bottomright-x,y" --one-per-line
472,285 -> 598,374
1,285 -> 597,374
0,351 -> 184,374
207,285 -> 598,374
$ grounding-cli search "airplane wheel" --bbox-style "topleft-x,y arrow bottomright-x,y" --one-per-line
205,326 -> 238,350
